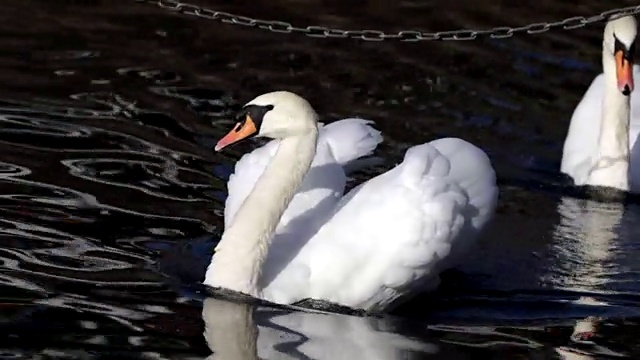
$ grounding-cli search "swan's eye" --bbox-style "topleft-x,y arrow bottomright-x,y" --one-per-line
613,35 -> 635,61
235,104 -> 272,132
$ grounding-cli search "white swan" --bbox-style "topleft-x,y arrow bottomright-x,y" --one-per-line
561,15 -> 639,191
204,91 -> 498,312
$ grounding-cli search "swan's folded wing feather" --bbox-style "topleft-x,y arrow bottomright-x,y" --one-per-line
428,138 -> 497,230
427,138 -> 498,269
318,117 -> 383,167
265,138 -> 497,310
560,73 -> 605,184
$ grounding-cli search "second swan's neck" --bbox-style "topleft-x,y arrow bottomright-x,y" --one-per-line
204,129 -> 318,296
588,51 -> 632,190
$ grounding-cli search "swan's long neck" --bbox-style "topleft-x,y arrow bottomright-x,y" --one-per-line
588,49 -> 632,190
204,129 -> 318,296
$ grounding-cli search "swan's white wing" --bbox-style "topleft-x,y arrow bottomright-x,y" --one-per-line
263,138 -> 498,311
561,65 -> 640,186
277,118 -> 383,231
317,118 -> 383,167
223,118 -> 382,228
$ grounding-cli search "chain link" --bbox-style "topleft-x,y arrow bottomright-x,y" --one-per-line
136,0 -> 640,41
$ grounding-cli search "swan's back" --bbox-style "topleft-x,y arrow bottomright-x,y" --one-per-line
263,137 -> 498,311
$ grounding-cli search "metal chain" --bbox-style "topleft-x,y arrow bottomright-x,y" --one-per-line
136,0 -> 640,41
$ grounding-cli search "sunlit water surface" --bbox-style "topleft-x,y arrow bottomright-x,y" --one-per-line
3,0 -> 640,358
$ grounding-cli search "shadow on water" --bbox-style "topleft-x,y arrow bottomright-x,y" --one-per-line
3,0 -> 640,358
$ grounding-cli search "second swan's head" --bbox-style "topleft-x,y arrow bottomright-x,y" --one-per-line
215,91 -> 319,151
603,15 -> 637,95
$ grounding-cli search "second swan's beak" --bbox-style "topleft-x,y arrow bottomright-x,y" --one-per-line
615,49 -> 634,96
214,115 -> 258,152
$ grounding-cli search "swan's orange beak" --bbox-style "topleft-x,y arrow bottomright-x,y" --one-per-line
615,49 -> 634,96
214,115 -> 258,152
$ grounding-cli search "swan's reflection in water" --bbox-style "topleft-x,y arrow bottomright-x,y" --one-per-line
545,196 -> 640,358
202,297 -> 437,360
546,196 -> 640,296
199,195 -> 640,360
548,197 -> 623,292
202,298 -> 258,360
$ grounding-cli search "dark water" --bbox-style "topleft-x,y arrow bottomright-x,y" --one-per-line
3,0 -> 640,358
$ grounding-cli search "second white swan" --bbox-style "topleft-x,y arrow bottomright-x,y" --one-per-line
561,15 -> 639,192
204,91 -> 498,312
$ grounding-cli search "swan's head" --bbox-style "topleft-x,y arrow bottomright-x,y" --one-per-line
603,15 -> 637,95
215,91 -> 319,151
